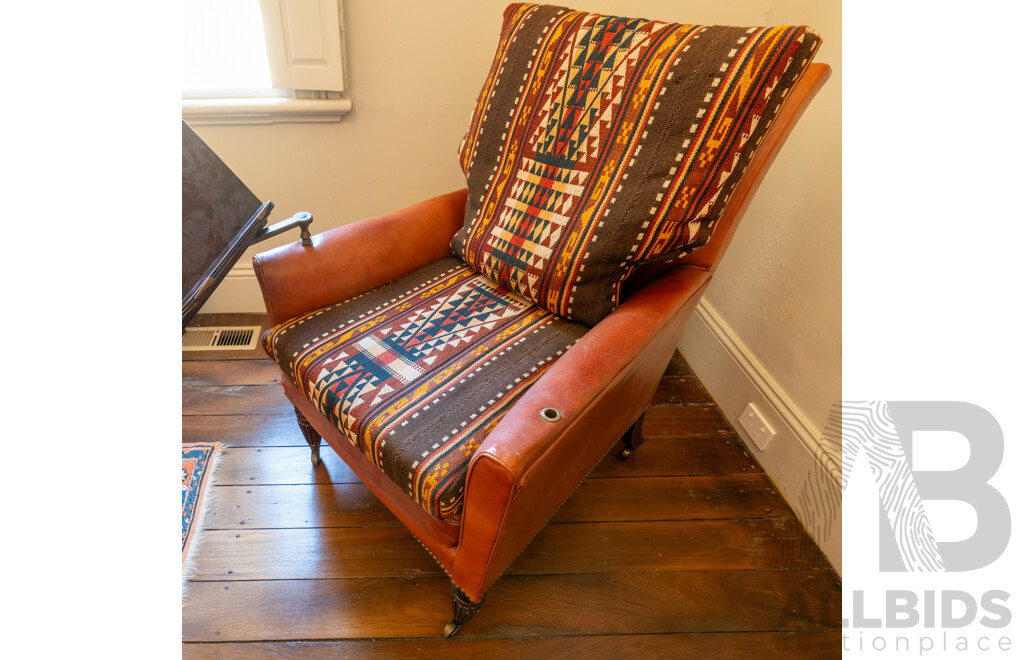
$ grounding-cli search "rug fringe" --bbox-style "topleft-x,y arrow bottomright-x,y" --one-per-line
182,443 -> 224,599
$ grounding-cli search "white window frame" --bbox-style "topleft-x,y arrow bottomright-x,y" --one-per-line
182,0 -> 351,125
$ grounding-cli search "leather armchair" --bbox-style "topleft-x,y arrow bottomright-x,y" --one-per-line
253,8 -> 830,637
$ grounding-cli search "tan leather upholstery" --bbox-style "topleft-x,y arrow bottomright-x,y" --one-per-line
253,189 -> 467,326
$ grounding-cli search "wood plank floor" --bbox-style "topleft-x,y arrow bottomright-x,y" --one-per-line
183,313 -> 841,658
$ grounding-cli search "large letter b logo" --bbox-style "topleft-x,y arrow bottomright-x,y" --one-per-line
843,401 -> 1010,572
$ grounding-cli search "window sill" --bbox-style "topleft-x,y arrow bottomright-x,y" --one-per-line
182,96 -> 352,126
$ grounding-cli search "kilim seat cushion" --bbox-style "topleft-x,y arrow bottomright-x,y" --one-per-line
262,256 -> 588,519
452,3 -> 821,326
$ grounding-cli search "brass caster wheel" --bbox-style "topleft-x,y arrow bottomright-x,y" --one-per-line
311,450 -> 321,466
619,447 -> 633,460
442,620 -> 461,639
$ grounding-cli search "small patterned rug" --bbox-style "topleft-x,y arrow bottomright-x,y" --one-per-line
182,442 -> 221,574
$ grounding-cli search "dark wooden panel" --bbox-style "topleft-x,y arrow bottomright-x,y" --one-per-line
665,350 -> 699,379
642,404 -> 736,437
190,527 -> 445,581
183,631 -> 843,659
203,484 -> 400,530
477,571 -> 841,637
181,347 -> 266,362
652,376 -> 714,405
591,436 -> 761,478
552,474 -> 789,522
507,518 -> 830,574
182,570 -> 840,641
182,122 -> 262,304
183,384 -> 294,416
182,359 -> 281,387
190,518 -> 826,581
213,447 -> 361,486
188,313 -> 270,328
208,474 -> 788,531
182,576 -> 449,641
182,414 -> 305,447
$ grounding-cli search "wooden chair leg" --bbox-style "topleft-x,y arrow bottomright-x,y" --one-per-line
292,404 -> 323,466
442,584 -> 484,639
619,409 -> 648,460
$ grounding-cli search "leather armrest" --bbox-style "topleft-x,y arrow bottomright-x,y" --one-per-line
452,265 -> 713,598
252,188 -> 468,326
478,265 -> 712,474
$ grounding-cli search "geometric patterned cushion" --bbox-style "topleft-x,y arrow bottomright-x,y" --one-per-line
261,257 -> 587,520
452,3 -> 821,326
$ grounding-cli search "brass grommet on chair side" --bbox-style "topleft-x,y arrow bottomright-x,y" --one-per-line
540,407 -> 562,423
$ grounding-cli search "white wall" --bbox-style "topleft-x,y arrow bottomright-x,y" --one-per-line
193,0 -> 842,572
677,0 -> 842,572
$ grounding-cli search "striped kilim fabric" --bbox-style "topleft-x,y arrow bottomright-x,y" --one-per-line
452,3 -> 821,326
262,257 -> 587,519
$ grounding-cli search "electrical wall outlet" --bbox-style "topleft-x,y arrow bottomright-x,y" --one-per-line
738,402 -> 776,450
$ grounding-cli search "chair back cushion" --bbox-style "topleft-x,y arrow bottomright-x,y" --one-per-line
451,3 -> 820,325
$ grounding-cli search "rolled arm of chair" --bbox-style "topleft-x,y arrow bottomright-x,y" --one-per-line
252,188 -> 468,326
451,265 -> 713,599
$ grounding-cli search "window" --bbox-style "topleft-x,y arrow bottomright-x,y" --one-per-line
182,0 -> 351,125
183,1 -> 274,95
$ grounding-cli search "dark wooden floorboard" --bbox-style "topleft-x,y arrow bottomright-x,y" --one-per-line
203,483 -> 402,530
554,474 -> 790,521
183,632 -> 843,659
190,517 -> 827,582
183,384 -> 295,416
182,571 -> 838,641
589,435 -> 761,477
182,414 -> 303,447
213,446 -> 361,485
183,359 -> 283,387
182,313 -> 840,656
204,473 -> 790,530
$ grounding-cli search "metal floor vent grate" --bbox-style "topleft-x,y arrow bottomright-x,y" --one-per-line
182,326 -> 261,351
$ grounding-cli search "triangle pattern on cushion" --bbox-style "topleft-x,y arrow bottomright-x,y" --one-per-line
453,3 -> 821,325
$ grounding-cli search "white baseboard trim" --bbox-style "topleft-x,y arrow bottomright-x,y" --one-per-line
681,299 -> 842,576
197,263 -> 267,314
695,301 -> 823,460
